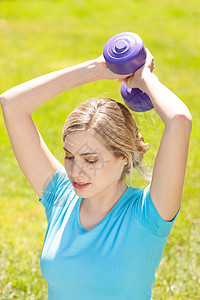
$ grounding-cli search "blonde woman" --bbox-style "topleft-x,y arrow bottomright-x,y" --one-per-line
0,49 -> 192,299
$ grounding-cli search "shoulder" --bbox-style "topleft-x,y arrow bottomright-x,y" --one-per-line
130,184 -> 180,237
41,165 -> 72,199
39,164 -> 77,222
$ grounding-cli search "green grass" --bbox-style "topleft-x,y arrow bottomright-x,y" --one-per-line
0,0 -> 200,299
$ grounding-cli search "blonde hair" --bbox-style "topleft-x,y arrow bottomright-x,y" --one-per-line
62,98 -> 151,186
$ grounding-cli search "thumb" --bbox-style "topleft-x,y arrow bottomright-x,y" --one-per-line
117,78 -> 128,83
117,79 -> 123,83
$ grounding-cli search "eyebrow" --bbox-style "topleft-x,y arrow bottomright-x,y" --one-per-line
63,147 -> 99,156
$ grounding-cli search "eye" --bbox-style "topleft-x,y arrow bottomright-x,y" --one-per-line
65,156 -> 73,160
86,160 -> 97,165
65,156 -> 97,165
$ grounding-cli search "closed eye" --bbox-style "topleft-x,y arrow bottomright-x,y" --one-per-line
86,160 -> 97,165
64,156 -> 97,164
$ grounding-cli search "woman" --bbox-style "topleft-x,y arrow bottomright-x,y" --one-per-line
0,48 -> 192,299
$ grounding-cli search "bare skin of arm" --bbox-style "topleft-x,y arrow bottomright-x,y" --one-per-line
1,49 -> 192,221
120,50 -> 192,221
0,59 -> 131,199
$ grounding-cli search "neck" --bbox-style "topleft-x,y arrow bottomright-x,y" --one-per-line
83,181 -> 128,214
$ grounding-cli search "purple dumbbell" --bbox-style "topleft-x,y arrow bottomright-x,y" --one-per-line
103,32 -> 154,112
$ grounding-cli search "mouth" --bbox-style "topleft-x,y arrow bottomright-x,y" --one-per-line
73,182 -> 91,190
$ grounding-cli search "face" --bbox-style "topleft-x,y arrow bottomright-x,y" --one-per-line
63,130 -> 127,200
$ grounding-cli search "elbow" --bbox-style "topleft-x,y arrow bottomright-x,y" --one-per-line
0,94 -> 6,107
0,94 -> 15,116
0,95 -> 9,113
0,93 -> 15,111
170,113 -> 192,134
0,93 -> 9,107
175,112 -> 192,125
182,108 -> 192,125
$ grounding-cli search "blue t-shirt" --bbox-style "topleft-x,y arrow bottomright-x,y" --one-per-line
39,164 -> 180,300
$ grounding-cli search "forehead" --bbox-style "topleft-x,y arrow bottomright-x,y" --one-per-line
64,130 -> 110,156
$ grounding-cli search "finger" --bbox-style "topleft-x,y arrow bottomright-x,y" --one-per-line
117,72 -> 134,83
117,78 -> 127,83
125,76 -> 135,89
150,61 -> 155,72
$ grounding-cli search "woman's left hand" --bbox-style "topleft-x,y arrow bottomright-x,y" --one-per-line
117,48 -> 156,90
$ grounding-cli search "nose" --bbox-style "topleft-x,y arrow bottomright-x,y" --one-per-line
70,159 -> 86,178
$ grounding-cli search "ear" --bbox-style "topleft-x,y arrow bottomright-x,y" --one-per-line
121,156 -> 128,165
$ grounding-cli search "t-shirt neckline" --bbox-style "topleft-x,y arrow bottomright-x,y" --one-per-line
77,186 -> 131,232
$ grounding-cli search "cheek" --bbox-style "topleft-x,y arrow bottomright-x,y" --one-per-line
64,159 -> 70,170
94,161 -> 119,180
82,161 -> 110,180
87,162 -> 106,178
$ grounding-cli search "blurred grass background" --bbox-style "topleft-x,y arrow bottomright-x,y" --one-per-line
0,0 -> 199,299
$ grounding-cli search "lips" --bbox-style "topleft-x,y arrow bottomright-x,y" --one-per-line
73,182 -> 91,190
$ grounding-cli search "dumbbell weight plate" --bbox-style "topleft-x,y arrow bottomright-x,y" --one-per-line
103,32 -> 147,75
120,82 -> 154,112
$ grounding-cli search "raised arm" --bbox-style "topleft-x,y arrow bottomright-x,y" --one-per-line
122,50 -> 192,221
0,59 -> 123,199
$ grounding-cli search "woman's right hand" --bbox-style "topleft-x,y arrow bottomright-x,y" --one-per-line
94,55 -> 133,81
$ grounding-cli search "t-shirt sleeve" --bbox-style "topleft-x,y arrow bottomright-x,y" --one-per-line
133,183 -> 181,238
39,164 -> 75,223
